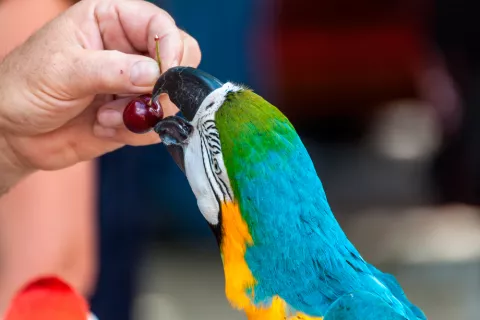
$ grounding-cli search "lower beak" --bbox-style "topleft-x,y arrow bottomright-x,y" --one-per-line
154,115 -> 193,173
166,145 -> 186,173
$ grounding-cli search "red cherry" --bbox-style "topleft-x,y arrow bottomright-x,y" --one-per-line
123,94 -> 164,134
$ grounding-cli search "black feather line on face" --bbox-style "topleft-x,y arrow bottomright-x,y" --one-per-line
200,127 -> 224,246
201,120 -> 233,201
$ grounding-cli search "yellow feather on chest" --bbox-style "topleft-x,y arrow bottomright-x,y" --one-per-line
219,202 -> 322,320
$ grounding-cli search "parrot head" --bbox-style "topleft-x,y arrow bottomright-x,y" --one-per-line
152,67 -> 287,243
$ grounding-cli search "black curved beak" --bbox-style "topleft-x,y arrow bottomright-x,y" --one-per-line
151,66 -> 223,121
152,67 -> 223,172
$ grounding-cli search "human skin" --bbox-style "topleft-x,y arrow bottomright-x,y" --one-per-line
0,0 -> 200,314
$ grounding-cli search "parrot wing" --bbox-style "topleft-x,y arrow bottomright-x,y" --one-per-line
323,291 -> 411,320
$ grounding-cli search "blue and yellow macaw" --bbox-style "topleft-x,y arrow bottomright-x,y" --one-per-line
152,67 -> 427,320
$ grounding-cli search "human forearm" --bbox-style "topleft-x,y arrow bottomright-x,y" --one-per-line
0,161 -> 97,313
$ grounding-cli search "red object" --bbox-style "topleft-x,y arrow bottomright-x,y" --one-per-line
276,25 -> 423,118
123,94 -> 164,134
251,0 -> 433,121
4,276 -> 89,320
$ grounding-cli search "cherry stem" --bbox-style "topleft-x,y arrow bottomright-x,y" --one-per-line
148,35 -> 162,107
154,35 -> 162,73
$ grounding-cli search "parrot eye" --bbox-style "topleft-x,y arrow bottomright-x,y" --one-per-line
213,158 -> 222,175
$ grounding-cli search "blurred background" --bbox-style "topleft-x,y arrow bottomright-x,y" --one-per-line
2,0 -> 480,319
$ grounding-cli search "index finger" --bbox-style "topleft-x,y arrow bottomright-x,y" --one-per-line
94,0 -> 184,71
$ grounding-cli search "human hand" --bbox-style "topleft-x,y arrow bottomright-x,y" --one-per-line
0,0 -> 201,182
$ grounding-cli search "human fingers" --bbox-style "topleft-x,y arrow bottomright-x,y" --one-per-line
90,0 -> 183,72
61,49 -> 160,99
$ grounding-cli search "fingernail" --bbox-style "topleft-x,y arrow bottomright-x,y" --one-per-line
93,124 -> 116,138
130,60 -> 160,87
98,109 -> 123,128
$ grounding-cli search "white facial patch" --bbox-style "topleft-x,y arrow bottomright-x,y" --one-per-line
183,82 -> 242,225
184,130 -> 220,224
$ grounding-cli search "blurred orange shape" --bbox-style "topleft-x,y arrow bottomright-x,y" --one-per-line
4,275 -> 89,320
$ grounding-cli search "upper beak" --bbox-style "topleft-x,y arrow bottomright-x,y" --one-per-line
151,66 -> 223,121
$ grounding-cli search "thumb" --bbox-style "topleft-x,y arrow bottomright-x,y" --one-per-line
70,49 -> 161,97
